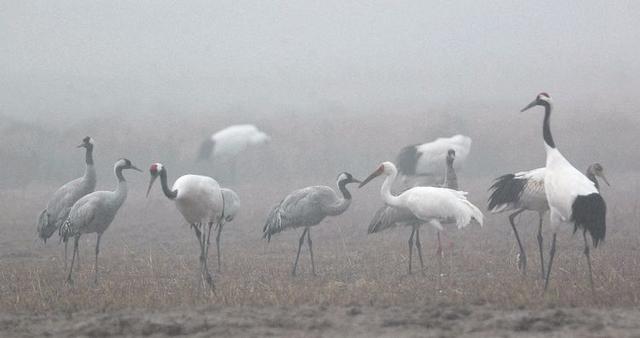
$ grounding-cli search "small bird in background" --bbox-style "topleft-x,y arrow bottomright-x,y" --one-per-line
263,172 -> 361,276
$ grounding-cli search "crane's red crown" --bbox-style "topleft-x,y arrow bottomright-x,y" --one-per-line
149,163 -> 163,175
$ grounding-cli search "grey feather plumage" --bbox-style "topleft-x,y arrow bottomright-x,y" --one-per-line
221,188 -> 240,222
263,185 -> 351,240
37,138 -> 96,242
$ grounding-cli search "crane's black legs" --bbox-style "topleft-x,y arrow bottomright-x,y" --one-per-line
436,231 -> 443,276
537,213 -> 545,279
307,228 -> 316,275
543,233 -> 557,292
415,227 -> 425,274
94,233 -> 102,284
509,209 -> 527,273
583,231 -> 595,293
407,227 -> 416,274
66,235 -> 80,284
292,227 -> 309,276
64,240 -> 68,271
194,223 -> 214,291
216,223 -> 223,272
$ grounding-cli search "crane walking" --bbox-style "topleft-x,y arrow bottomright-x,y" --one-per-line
263,173 -> 361,276
146,163 -> 225,289
488,163 -> 609,278
37,136 -> 96,269
360,161 -> 483,274
60,158 -> 141,284
520,93 -> 606,292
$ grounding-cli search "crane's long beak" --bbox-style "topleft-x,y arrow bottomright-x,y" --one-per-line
76,143 -> 86,148
350,178 -> 362,184
146,175 -> 158,197
131,165 -> 143,172
599,172 -> 610,186
520,99 -> 538,112
359,167 -> 383,188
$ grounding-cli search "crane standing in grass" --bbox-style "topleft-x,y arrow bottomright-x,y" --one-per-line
360,161 -> 483,274
520,93 -> 606,292
60,158 -> 141,284
146,163 -> 225,289
368,149 -> 460,274
37,136 -> 96,269
488,163 -> 609,278
263,172 -> 361,276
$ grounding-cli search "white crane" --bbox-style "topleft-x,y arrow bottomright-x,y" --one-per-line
146,163 -> 224,289
363,160 -> 481,274
367,150 -> 460,273
488,163 -> 609,278
59,158 -> 141,284
196,124 -> 270,182
521,93 -> 607,292
37,136 -> 96,269
395,135 -> 471,185
263,172 -> 361,276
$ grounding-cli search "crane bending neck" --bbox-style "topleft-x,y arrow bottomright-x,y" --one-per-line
337,180 -> 352,200
381,168 -> 401,207
159,170 -> 178,199
542,102 -> 556,149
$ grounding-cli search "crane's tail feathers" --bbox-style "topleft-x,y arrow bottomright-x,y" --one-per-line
368,206 -> 399,234
58,218 -> 73,244
395,144 -> 419,175
457,199 -> 484,229
571,193 -> 606,248
196,138 -> 215,161
487,174 -> 524,213
262,205 -> 283,242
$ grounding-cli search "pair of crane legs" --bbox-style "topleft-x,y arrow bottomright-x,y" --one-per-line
62,222 -> 225,290
406,226 -> 445,275
509,210 -> 595,292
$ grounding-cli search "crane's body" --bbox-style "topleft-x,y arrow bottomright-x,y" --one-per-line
37,137 -> 96,243
520,93 -> 606,292
396,135 -> 471,183
60,158 -> 140,284
263,173 -> 360,275
361,161 -> 482,274
147,163 -> 224,288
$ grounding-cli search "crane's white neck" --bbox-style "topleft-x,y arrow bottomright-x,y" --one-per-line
380,166 -> 402,207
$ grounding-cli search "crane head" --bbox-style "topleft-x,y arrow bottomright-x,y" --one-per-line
359,162 -> 395,188
446,149 -> 456,164
589,163 -> 610,187
116,158 -> 142,172
77,136 -> 94,149
146,163 -> 165,197
521,92 -> 552,112
336,172 -> 362,186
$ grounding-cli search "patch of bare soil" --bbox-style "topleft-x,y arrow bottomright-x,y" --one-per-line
2,304 -> 640,337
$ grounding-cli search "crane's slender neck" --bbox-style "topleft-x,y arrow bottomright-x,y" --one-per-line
85,145 -> 94,165
381,167 -> 401,207
337,180 -> 352,200
115,166 -> 126,183
542,102 -> 556,149
159,170 -> 178,199
113,166 -> 128,205
585,168 -> 599,191
443,158 -> 458,190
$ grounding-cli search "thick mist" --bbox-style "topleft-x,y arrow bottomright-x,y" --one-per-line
1,1 -> 639,187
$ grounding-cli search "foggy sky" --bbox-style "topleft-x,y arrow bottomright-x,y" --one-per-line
2,0 -> 640,125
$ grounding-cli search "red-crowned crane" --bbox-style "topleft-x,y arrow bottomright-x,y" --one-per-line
59,158 -> 141,284
395,135 -> 471,186
367,150 -> 460,274
37,137 -> 96,269
520,93 -> 607,292
146,163 -> 224,290
360,161 -> 483,274
196,124 -> 270,182
263,173 -> 361,276
488,164 -> 609,278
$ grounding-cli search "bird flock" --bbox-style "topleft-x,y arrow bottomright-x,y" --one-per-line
37,95 -> 608,295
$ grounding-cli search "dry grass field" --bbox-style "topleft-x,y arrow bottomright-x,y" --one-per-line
2,170 -> 640,337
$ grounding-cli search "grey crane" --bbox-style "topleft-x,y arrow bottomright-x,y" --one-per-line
263,172 -> 361,276
368,149 -> 459,274
37,136 -> 96,269
488,162 -> 609,278
60,158 -> 141,284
